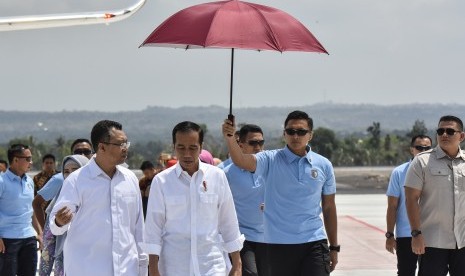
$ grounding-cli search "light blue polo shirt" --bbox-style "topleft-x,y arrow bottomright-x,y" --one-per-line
255,146 -> 336,244
0,169 -> 36,238
38,173 -> 64,201
223,163 -> 265,242
386,161 -> 411,238
217,158 -> 232,169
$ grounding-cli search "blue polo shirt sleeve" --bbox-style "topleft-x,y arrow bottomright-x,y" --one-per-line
38,173 -> 64,201
322,160 -> 336,195
386,168 -> 401,197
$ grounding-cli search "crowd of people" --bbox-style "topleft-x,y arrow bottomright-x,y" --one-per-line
0,112 -> 464,276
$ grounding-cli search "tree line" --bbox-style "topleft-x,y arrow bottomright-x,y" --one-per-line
0,119 -> 448,170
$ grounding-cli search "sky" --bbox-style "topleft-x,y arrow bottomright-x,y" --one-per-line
1,0 -> 464,112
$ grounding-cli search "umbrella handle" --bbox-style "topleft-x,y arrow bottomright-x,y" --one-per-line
228,114 -> 235,125
227,114 -> 235,137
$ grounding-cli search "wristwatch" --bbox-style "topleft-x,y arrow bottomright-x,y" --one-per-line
385,231 -> 394,239
329,245 -> 341,252
411,229 -> 422,237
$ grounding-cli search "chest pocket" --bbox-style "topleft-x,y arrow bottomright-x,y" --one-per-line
302,167 -> 325,193
458,168 -> 465,191
429,168 -> 450,189
118,192 -> 138,226
199,194 -> 218,220
166,196 -> 187,220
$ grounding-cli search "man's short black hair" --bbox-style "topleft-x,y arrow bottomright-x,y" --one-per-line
70,138 -> 93,152
7,144 -> 29,163
284,110 -> 313,131
439,115 -> 464,131
91,120 -> 123,151
0,159 -> 8,168
410,135 -> 432,147
140,160 -> 155,171
172,121 -> 204,145
42,153 -> 56,163
239,124 -> 263,142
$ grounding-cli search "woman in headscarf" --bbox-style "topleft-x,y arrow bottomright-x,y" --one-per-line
39,155 -> 89,276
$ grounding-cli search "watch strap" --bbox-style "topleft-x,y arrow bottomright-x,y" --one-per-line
329,245 -> 340,252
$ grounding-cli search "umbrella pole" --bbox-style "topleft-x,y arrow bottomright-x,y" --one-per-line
228,48 -> 235,125
229,48 -> 234,116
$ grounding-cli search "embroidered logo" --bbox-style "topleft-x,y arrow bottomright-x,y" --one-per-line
311,169 -> 318,179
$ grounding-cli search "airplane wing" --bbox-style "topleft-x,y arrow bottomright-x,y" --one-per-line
0,0 -> 145,31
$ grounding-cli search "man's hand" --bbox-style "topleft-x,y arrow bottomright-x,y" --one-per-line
411,235 -> 425,255
385,237 -> 396,254
0,238 -> 5,253
55,206 -> 74,227
36,234 -> 43,251
228,265 -> 241,276
222,119 -> 236,140
329,251 -> 338,272
229,251 -> 242,276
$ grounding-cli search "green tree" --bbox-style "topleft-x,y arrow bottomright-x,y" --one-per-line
311,127 -> 337,159
367,122 -> 381,149
406,119 -> 428,138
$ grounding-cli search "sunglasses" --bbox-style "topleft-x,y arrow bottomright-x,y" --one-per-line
414,145 -> 431,151
247,140 -> 265,146
436,128 -> 461,136
284,128 -> 309,136
73,148 -> 93,155
16,156 -> 32,162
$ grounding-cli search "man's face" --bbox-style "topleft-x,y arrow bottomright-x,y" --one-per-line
239,132 -> 265,154
100,128 -> 129,166
42,157 -> 56,173
174,130 -> 201,176
283,119 -> 313,155
12,149 -> 33,174
0,163 -> 6,172
437,120 -> 465,154
72,142 -> 94,159
410,137 -> 432,156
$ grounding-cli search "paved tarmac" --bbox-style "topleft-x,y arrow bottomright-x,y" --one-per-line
332,194 -> 397,276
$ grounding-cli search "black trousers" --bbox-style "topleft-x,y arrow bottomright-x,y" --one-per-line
267,239 -> 330,276
418,246 -> 465,276
396,237 -> 418,276
241,240 -> 270,276
0,237 -> 38,276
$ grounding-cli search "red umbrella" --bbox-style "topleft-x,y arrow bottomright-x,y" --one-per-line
140,0 -> 328,119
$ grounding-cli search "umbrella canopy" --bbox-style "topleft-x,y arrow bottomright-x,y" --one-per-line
140,0 -> 328,115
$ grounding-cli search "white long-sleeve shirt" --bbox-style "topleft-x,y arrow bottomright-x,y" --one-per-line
145,162 -> 244,276
50,158 -> 148,276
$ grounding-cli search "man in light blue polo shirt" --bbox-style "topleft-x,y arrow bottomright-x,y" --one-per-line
385,134 -> 432,276
223,124 -> 269,276
0,144 -> 42,276
222,110 -> 339,276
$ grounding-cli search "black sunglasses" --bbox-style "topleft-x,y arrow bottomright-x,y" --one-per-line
15,156 -> 32,162
247,140 -> 265,146
436,128 -> 461,136
284,128 -> 309,136
73,149 -> 93,155
414,145 -> 431,151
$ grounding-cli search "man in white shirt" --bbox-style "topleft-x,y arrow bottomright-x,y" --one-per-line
49,120 -> 148,276
145,121 -> 244,276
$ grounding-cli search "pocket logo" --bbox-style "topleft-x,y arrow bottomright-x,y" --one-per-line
311,169 -> 318,179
